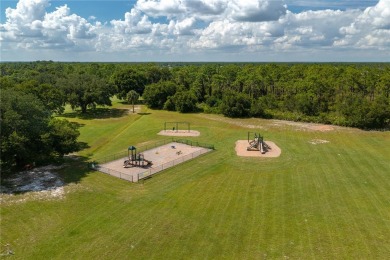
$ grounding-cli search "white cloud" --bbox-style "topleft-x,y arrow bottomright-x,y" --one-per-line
183,0 -> 227,16
1,0 -> 97,50
229,0 -> 287,22
136,0 -> 185,17
172,17 -> 197,35
277,9 -> 359,48
337,0 -> 390,49
111,9 -> 152,34
1,0 -> 389,61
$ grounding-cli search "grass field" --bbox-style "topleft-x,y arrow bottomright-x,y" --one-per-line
1,101 -> 390,259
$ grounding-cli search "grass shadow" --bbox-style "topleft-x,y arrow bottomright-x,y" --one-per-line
137,112 -> 151,115
70,121 -> 86,128
77,142 -> 90,151
58,155 -> 93,184
61,108 -> 128,120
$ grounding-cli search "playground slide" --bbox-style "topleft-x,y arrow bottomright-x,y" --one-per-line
260,143 -> 265,154
143,159 -> 153,166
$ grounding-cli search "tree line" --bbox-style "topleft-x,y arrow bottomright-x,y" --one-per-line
1,61 -> 389,169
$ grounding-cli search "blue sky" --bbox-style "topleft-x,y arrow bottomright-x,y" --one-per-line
1,0 -> 389,62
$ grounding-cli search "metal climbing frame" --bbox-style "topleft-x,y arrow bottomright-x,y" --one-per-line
164,122 -> 191,132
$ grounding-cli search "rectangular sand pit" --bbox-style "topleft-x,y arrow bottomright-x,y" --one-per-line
98,142 -> 212,182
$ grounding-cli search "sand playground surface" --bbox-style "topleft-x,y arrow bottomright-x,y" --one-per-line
158,130 -> 200,136
100,142 -> 211,181
235,140 -> 281,157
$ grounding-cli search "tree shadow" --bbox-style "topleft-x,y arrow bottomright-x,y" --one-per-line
77,142 -> 90,151
58,155 -> 93,184
137,112 -> 151,115
70,121 -> 85,128
61,108 -> 129,119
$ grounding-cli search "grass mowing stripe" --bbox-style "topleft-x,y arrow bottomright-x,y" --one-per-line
335,141 -> 374,257
323,147 -> 379,258
349,134 -> 390,191
310,154 -> 339,258
345,145 -> 390,236
295,164 -> 316,259
144,151 -> 219,195
229,169 -> 255,258
241,167 -> 260,258
108,194 -> 182,258
109,157 -> 228,258
279,170 -> 287,258
106,173 -> 201,256
269,173 -> 282,258
316,145 -> 351,259
206,168 -> 239,258
289,164 -> 305,258
167,161 -> 231,258
202,166 -> 241,258
165,168 -> 227,258
337,139 -> 390,256
257,172 -> 272,258
53,193 -> 136,258
154,170 -> 217,258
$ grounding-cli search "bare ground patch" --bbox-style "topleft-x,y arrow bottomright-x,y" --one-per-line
198,114 -> 337,132
235,140 -> 281,157
0,165 -> 84,205
157,130 -> 200,137
270,120 -> 336,132
308,139 -> 330,145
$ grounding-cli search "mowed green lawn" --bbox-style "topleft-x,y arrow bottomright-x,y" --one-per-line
2,101 -> 390,259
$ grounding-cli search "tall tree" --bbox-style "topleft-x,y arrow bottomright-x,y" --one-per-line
111,68 -> 147,99
126,90 -> 140,113
220,91 -> 251,118
1,89 -> 79,169
59,73 -> 113,113
143,81 -> 176,109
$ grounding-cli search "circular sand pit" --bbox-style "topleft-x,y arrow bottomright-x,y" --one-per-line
158,130 -> 200,137
235,140 -> 281,157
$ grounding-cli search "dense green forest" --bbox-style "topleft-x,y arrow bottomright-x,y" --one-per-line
1,61 -> 389,169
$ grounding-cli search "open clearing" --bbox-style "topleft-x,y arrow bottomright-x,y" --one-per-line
1,103 -> 390,259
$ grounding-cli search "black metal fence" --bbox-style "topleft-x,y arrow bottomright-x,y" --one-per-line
137,148 -> 211,181
91,138 -> 214,164
90,164 -> 133,182
88,138 -> 215,183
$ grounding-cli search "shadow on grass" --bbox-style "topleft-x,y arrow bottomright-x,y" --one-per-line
70,121 -> 85,128
58,155 -> 93,184
137,112 -> 151,115
61,108 -> 129,120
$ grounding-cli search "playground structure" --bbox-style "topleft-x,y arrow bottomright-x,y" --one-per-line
164,122 -> 190,133
247,132 -> 271,154
123,146 -> 152,168
93,139 -> 215,182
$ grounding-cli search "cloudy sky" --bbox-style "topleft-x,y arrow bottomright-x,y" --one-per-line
1,0 -> 389,62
